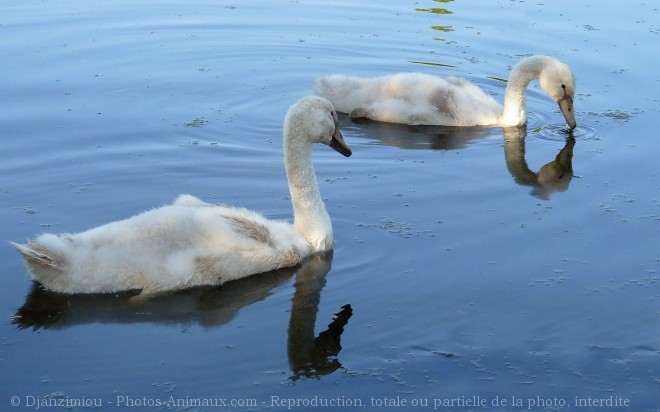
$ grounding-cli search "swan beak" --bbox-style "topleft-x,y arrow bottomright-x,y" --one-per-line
558,95 -> 576,130
329,128 -> 352,157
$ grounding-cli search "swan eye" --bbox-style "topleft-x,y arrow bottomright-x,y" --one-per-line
561,84 -> 566,89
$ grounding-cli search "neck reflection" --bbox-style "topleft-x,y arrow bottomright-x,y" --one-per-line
287,251 -> 352,380
504,127 -> 575,199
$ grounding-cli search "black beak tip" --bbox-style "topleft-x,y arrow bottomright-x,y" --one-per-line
330,136 -> 352,157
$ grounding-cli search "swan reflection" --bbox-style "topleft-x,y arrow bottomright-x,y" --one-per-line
343,116 -> 575,199
346,116 -> 491,150
287,252 -> 352,380
503,128 -> 575,199
13,251 -> 351,380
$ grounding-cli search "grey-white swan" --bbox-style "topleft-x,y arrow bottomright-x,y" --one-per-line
315,55 -> 576,129
11,96 -> 352,295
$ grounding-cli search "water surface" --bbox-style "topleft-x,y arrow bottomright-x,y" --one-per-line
1,0 -> 658,410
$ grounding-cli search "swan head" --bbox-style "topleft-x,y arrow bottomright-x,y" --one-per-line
538,60 -> 577,130
285,96 -> 352,157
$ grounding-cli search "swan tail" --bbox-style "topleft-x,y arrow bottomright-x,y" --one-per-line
314,75 -> 360,110
9,242 -> 61,269
9,235 -> 66,290
314,76 -> 341,100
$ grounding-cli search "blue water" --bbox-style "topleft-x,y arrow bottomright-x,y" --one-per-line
1,0 -> 658,410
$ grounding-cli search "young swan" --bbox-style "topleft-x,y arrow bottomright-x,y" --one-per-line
315,55 -> 576,129
11,96 -> 352,295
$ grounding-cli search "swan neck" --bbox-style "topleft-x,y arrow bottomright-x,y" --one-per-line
501,57 -> 547,126
284,134 -> 333,252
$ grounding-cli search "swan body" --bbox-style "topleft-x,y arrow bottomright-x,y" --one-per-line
11,96 -> 352,295
315,55 -> 576,129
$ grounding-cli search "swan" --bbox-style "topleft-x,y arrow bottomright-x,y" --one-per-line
315,55 -> 576,129
10,96 -> 352,295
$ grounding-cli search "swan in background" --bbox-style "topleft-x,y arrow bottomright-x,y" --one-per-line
315,55 -> 576,129
11,96 -> 352,295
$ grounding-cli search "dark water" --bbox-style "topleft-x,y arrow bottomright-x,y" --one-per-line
1,0 -> 658,410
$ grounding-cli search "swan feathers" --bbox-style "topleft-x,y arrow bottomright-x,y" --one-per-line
315,55 -> 576,129
11,96 -> 351,295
